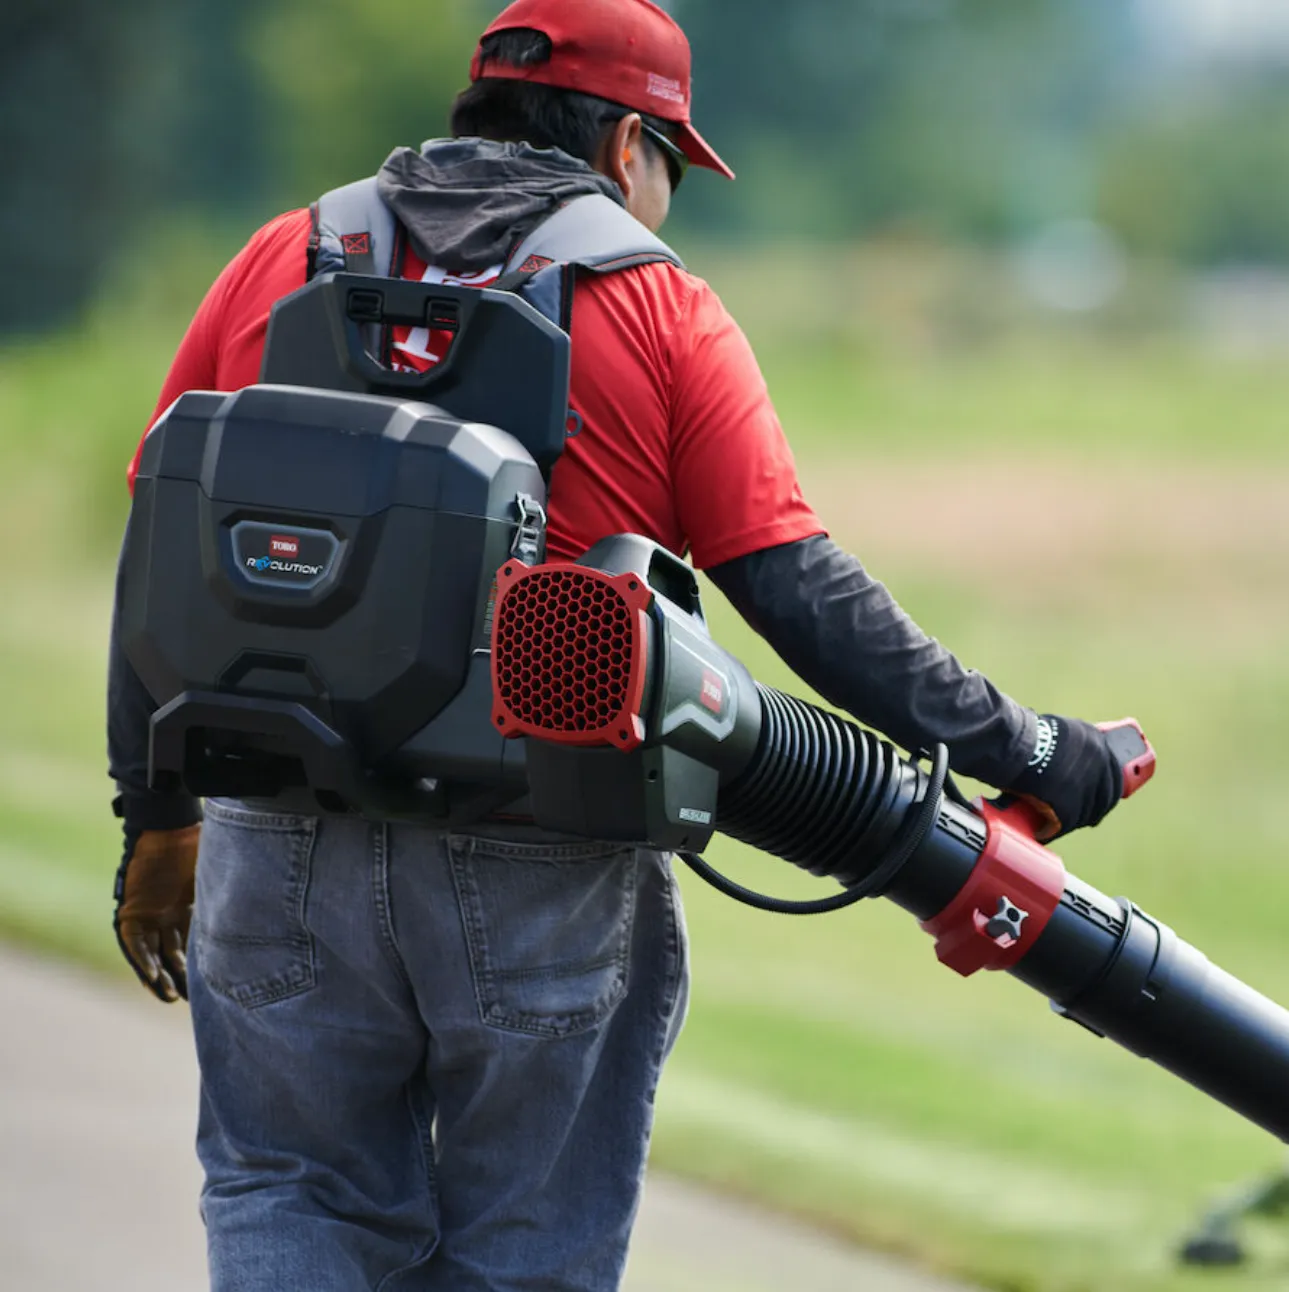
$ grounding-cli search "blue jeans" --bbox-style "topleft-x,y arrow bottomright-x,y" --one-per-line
188,799 -> 689,1291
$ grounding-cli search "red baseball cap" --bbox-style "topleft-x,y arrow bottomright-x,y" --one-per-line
470,0 -> 734,180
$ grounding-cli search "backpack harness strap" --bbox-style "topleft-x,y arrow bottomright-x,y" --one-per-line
309,181 -> 684,333
501,193 -> 683,278
310,178 -> 403,358
310,177 -> 400,278
492,192 -> 683,332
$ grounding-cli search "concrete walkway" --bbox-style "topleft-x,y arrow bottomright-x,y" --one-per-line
0,945 -> 975,1291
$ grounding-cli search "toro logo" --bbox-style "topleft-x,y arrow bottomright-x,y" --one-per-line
647,72 -> 686,105
269,535 -> 300,557
700,669 -> 724,714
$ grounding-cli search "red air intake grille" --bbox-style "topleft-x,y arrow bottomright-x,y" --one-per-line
490,561 -> 653,750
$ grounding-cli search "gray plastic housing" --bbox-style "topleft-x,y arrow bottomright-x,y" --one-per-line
122,384 -> 545,820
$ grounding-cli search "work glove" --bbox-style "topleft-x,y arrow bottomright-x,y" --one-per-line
113,824 -> 200,1003
1002,714 -> 1122,842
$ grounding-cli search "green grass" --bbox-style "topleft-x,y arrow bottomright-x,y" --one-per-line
760,337 -> 1289,466
685,239 -> 1289,466
5,243 -> 1289,1289
0,574 -> 124,975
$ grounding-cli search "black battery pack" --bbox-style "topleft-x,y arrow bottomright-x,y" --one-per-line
118,274 -> 568,822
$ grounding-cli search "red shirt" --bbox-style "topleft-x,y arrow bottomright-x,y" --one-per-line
131,208 -> 823,570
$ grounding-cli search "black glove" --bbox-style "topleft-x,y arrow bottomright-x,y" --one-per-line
1003,714 -> 1122,841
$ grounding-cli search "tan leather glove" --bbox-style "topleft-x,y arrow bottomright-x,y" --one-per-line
113,824 -> 200,1003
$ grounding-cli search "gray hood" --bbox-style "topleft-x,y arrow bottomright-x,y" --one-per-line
376,138 -> 625,273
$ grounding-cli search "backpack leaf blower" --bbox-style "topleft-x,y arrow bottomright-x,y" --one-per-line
490,536 -> 1289,1142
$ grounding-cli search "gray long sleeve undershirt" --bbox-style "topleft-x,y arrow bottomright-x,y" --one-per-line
706,534 -> 1037,788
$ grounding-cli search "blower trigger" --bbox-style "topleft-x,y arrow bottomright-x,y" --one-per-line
1098,718 -> 1156,800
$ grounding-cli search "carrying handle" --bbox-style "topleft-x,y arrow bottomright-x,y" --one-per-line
339,281 -> 479,394
646,547 -> 706,626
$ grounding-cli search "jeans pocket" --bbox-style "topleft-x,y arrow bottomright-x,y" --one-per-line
194,800 -> 319,1009
449,836 -> 639,1038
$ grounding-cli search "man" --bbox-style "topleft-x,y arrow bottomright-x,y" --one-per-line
109,1 -> 1126,1288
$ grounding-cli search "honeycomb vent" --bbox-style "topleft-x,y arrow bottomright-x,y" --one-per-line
490,561 -> 652,750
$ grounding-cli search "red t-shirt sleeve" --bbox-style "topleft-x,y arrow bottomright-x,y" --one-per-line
127,282 -> 220,492
667,280 -> 825,569
126,209 -> 312,492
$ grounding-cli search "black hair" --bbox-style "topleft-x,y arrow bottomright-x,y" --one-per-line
451,28 -> 677,175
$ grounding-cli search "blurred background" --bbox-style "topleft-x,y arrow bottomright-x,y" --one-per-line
5,0 -> 1289,1288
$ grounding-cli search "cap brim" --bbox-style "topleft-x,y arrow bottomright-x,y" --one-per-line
676,121 -> 735,181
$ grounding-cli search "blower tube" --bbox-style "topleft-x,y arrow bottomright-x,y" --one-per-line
489,537 -> 1289,1142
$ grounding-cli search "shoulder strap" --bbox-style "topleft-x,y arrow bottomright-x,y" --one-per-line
502,193 -> 683,279
309,177 -> 398,280
310,186 -> 680,284
308,185 -> 682,336
495,194 -> 684,331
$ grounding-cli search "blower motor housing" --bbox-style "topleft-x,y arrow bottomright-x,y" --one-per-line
490,535 -> 762,849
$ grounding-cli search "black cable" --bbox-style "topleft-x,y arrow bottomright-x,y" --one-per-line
677,742 -> 949,915
915,745 -> 972,810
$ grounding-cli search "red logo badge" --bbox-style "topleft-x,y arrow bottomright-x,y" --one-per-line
341,232 -> 371,256
700,669 -> 724,714
270,535 -> 300,557
518,254 -> 554,274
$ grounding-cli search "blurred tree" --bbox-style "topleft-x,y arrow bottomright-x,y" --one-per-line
674,0 -> 1139,243
11,0 -> 1289,340
134,0 -> 269,216
1,0 -> 267,335
247,0 -> 488,209
2,0 -> 155,332
1098,78 -> 1289,264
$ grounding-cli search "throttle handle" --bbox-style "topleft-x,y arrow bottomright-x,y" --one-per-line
1098,718 -> 1155,800
985,719 -> 1155,843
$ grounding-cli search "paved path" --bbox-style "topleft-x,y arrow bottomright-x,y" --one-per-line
0,945 -> 975,1291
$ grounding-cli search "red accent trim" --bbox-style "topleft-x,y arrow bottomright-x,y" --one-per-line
490,560 -> 653,752
699,668 -> 723,714
919,800 -> 1067,978
1097,717 -> 1157,799
518,253 -> 555,274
